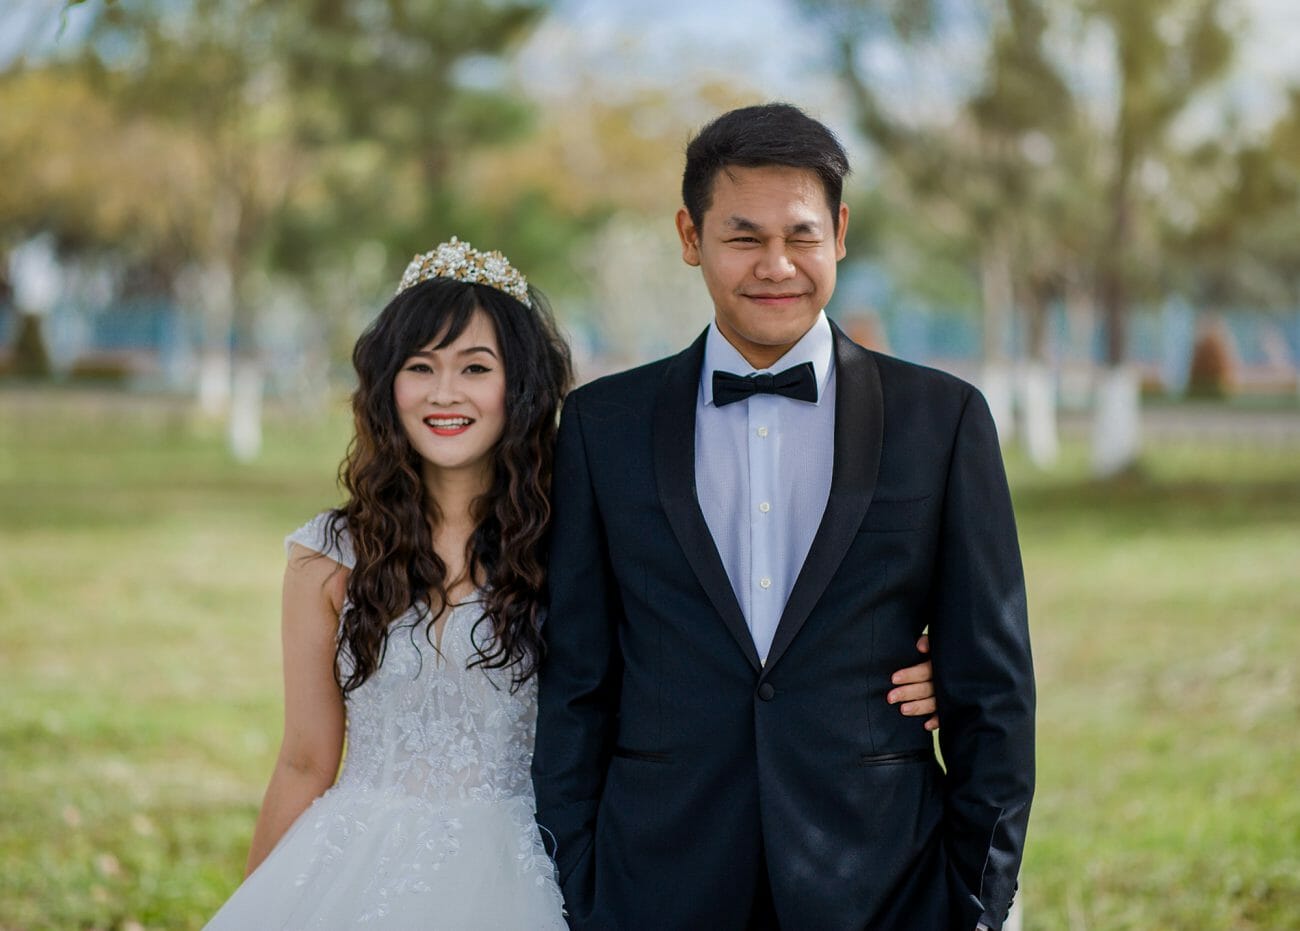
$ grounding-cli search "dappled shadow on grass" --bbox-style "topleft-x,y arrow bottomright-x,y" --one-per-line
1013,481 -> 1300,530
0,477 -> 341,534
1012,468 -> 1300,535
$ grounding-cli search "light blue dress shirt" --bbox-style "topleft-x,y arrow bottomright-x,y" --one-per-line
694,312 -> 837,664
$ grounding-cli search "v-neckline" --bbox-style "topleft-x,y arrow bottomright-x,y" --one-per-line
427,591 -> 482,657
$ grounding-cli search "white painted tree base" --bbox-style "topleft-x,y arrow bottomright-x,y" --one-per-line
1091,366 -> 1141,477
980,363 -> 1016,446
198,351 -> 232,417
228,361 -> 263,462
1018,363 -> 1059,468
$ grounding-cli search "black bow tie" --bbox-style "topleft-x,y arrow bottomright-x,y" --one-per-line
712,361 -> 818,407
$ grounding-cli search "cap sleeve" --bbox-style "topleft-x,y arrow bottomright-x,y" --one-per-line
285,511 -> 356,568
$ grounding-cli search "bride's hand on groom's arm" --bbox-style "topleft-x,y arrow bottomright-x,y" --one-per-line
887,634 -> 940,731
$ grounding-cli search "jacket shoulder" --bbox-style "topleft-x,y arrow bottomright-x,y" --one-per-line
566,354 -> 680,412
866,348 -> 981,407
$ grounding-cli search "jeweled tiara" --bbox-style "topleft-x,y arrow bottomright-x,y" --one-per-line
396,236 -> 531,307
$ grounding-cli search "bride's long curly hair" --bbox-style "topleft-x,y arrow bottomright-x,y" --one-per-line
323,277 -> 572,695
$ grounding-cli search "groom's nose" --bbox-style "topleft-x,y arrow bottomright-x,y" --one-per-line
754,244 -> 797,281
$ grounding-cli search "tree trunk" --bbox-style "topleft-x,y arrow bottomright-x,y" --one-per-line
979,234 -> 1016,444
1019,362 -> 1059,468
1091,107 -> 1140,475
1019,289 -> 1059,467
187,260 -> 235,417
228,357 -> 263,462
1091,365 -> 1141,477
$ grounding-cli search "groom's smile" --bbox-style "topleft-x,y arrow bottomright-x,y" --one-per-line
676,163 -> 849,369
741,289 -> 810,305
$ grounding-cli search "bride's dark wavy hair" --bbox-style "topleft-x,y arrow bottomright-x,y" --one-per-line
324,277 -> 572,695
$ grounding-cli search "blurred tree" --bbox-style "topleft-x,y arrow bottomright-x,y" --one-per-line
74,0 -> 545,414
9,314 -> 53,378
800,0 -> 1242,474
0,65 -> 211,286
6,0 -> 551,452
1171,89 -> 1300,319
457,78 -> 758,350
967,0 -> 1091,465
1081,0 -> 1235,474
799,0 -> 1081,463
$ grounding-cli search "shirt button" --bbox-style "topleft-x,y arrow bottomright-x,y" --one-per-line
758,502 -> 771,513
759,577 -> 772,590
756,426 -> 769,438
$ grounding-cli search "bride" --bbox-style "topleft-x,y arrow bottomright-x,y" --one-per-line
206,239 -> 938,929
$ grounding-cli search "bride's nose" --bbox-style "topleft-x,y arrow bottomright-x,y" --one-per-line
427,372 -> 465,405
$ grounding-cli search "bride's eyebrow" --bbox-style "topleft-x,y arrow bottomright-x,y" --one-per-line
409,346 -> 499,359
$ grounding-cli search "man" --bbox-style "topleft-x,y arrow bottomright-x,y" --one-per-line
533,103 -> 1034,931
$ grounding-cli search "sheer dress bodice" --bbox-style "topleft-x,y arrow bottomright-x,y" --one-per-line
335,596 -> 538,806
287,510 -> 539,806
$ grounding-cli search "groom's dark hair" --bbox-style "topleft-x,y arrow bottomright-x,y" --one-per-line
682,103 -> 851,234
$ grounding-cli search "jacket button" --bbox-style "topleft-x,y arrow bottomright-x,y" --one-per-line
757,683 -> 775,701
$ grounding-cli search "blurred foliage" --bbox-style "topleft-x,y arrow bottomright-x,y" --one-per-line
3,0 -> 1299,377
1171,88 -> 1300,313
458,78 -> 763,321
0,65 -> 209,266
799,0 -> 1296,368
3,0 -> 566,355
1086,0 -> 1236,365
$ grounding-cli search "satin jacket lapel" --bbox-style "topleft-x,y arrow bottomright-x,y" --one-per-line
762,325 -> 883,673
654,330 -> 763,673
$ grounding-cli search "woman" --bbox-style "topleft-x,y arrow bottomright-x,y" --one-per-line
207,239 -> 937,928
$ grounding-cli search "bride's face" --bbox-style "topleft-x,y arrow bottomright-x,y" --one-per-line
392,309 -> 507,484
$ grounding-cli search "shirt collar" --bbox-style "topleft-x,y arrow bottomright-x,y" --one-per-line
700,311 -> 834,407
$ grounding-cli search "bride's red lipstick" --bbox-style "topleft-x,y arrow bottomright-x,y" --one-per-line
424,417 -> 473,437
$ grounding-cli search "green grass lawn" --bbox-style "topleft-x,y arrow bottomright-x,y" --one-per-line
2,389 -> 1298,930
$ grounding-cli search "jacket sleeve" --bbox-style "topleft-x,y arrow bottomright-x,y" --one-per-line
531,390 -> 623,926
932,386 -> 1036,931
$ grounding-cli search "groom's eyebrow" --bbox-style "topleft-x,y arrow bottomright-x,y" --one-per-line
724,216 -> 823,236
725,216 -> 763,232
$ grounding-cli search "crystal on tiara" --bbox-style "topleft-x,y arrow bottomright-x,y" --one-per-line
396,236 -> 532,307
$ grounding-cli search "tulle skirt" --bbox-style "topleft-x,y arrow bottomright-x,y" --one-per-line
206,788 -> 566,930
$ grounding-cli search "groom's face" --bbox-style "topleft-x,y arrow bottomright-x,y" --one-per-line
676,164 -> 848,369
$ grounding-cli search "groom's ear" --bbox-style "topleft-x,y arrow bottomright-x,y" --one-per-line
675,208 -> 702,267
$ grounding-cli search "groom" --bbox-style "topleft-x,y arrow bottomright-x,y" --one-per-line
533,103 -> 1034,930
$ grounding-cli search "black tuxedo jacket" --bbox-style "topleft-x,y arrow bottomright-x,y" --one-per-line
533,325 -> 1034,931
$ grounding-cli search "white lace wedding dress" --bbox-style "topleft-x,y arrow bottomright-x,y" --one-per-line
206,514 -> 566,929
